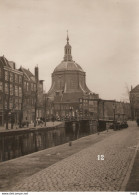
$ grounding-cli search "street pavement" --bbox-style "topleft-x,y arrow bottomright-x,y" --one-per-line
7,121 -> 138,192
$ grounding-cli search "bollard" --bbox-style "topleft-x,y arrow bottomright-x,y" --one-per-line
69,141 -> 72,146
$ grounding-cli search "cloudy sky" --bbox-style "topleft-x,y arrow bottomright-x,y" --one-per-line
0,0 -> 139,101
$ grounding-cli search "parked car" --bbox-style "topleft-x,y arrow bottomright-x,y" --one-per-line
110,121 -> 128,130
136,118 -> 139,126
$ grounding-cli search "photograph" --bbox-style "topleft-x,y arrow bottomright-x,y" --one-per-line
0,0 -> 139,193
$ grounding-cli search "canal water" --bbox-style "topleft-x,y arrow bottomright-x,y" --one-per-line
0,120 -> 98,162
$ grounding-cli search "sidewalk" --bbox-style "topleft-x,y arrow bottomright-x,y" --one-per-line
0,129 -> 116,191
0,121 -> 63,132
125,142 -> 139,191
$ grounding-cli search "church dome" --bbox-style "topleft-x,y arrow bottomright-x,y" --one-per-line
54,60 -> 84,72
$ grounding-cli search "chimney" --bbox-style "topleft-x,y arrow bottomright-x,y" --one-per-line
35,66 -> 39,82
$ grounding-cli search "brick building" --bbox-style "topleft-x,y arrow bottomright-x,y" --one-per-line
0,56 -> 23,127
19,66 -> 44,124
0,55 -> 44,127
79,98 -> 130,121
130,85 -> 139,120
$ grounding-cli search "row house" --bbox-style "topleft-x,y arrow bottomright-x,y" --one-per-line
78,97 -> 130,121
18,66 -> 44,124
130,85 -> 139,120
0,55 -> 44,127
0,56 -> 23,126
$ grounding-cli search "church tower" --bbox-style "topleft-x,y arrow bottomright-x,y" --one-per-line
47,34 -> 98,117
64,32 -> 72,61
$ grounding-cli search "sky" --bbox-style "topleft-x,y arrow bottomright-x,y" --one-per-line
0,0 -> 139,101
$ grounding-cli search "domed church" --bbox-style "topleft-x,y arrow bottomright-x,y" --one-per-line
47,34 -> 99,118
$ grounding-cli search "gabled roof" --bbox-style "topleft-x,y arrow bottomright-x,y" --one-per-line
19,67 -> 35,82
0,56 -> 12,68
131,85 -> 139,93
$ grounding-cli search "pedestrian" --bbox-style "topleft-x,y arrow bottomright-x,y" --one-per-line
11,114 -> 15,129
136,118 -> 139,127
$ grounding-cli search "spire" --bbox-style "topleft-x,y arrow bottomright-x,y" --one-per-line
64,31 -> 72,61
67,30 -> 69,43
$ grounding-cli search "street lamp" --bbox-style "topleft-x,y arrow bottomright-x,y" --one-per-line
113,102 -> 116,130
97,99 -> 100,135
44,95 -> 49,127
69,106 -> 73,120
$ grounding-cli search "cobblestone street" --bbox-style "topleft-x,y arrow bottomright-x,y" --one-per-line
10,121 -> 139,192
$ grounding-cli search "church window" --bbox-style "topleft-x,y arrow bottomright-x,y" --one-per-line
70,79 -> 76,89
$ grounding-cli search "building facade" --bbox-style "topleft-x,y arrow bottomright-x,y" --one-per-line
0,55 -> 44,127
0,56 -> 23,126
47,35 -> 99,119
19,66 -> 44,124
130,85 -> 139,120
79,97 -> 130,121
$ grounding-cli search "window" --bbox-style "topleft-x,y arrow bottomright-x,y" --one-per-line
15,98 -> 19,110
5,100 -> 8,109
5,83 -> 9,94
31,98 -> 35,106
27,82 -> 29,91
24,81 -> 26,90
10,73 -> 13,82
4,96 -> 8,109
34,84 -> 36,91
15,86 -> 18,96
9,97 -> 13,109
19,87 -> 22,97
10,84 -> 14,95
19,76 -> 22,84
5,71 -> 9,81
0,68 -> 2,78
31,83 -> 33,91
0,81 -> 3,91
19,98 -> 22,110
0,95 -> 2,109
15,74 -> 18,83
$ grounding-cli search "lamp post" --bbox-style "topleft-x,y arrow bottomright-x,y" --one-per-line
97,99 -> 100,135
44,95 -> 48,127
113,102 -> 116,130
69,106 -> 73,120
